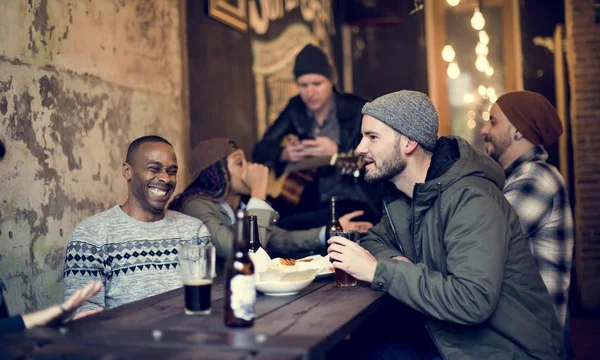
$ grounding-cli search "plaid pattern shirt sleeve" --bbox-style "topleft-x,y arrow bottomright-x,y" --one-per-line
503,157 -> 574,328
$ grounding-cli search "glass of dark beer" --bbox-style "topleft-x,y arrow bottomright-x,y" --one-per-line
179,242 -> 215,315
331,230 -> 358,288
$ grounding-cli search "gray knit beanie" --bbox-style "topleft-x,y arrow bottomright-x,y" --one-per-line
362,90 -> 439,152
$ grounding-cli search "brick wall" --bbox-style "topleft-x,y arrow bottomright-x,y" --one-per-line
565,0 -> 600,309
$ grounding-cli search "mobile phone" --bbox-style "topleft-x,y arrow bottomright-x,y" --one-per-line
297,133 -> 315,141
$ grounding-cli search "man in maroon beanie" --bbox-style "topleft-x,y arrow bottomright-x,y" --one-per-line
480,91 -> 574,346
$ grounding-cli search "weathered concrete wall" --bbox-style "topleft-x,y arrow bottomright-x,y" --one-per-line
0,0 -> 188,313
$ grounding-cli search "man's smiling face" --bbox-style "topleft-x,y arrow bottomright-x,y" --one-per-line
125,141 -> 178,215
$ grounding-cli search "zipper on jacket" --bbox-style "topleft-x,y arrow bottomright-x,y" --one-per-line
383,201 -> 404,254
425,183 -> 448,360
424,321 -> 448,360
437,182 -> 448,277
410,185 -> 418,262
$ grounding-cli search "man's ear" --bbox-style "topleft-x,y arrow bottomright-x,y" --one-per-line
404,137 -> 419,155
123,162 -> 132,181
513,131 -> 523,141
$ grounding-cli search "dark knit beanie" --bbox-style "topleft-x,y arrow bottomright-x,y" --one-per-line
362,90 -> 439,152
293,44 -> 332,80
496,91 -> 563,147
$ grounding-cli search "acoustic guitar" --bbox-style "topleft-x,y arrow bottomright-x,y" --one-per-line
267,152 -> 365,205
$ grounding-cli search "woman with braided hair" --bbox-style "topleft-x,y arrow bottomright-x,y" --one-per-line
169,138 -> 372,273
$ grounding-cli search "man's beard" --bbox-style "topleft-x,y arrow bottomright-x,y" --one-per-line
484,132 -> 512,162
364,144 -> 406,184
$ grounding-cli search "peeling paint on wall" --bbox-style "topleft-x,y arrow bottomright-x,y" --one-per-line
0,0 -> 187,314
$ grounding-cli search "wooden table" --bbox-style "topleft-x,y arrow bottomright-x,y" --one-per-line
0,276 -> 387,359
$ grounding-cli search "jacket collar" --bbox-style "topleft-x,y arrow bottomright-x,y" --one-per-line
504,145 -> 548,178
382,138 -> 460,207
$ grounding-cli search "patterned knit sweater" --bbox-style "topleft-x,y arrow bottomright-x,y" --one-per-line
62,205 -> 211,314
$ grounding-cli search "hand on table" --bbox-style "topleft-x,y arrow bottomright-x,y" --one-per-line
21,281 -> 103,329
327,236 -> 377,283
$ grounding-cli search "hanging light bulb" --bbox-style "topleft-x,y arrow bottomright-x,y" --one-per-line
471,8 -> 485,30
478,85 -> 487,96
467,119 -> 477,129
463,93 -> 475,104
475,42 -> 489,56
446,0 -> 461,6
479,30 -> 490,45
447,62 -> 461,79
441,45 -> 456,63
467,110 -> 476,119
475,55 -> 489,72
490,94 -> 498,103
482,111 -> 490,121
485,66 -> 494,76
486,87 -> 496,98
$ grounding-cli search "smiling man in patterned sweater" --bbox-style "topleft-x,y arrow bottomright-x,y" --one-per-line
62,136 -> 211,317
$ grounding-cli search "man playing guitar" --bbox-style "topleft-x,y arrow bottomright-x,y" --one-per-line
252,44 -> 381,230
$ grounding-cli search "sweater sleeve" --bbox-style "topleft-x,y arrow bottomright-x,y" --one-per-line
62,221 -> 107,315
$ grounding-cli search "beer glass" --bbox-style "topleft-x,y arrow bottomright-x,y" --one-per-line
179,242 -> 215,315
331,230 -> 358,288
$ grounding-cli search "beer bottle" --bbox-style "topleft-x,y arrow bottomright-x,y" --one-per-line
326,196 -> 343,239
247,215 -> 262,253
225,210 -> 256,327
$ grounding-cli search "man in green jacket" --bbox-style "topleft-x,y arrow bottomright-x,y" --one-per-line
328,90 -> 564,359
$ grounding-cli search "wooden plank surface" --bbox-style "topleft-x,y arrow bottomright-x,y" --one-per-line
252,282 -> 386,355
2,276 -> 385,359
27,343 -> 302,360
71,277 -> 226,330
154,278 -> 332,333
18,327 -> 311,359
27,343 -> 252,360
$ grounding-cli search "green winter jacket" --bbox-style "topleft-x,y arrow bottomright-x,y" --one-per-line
362,137 -> 564,360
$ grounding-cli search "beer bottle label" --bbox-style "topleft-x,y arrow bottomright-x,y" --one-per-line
230,274 -> 256,321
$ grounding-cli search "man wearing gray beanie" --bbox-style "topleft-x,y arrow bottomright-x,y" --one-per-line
327,90 -> 564,359
252,44 -> 381,229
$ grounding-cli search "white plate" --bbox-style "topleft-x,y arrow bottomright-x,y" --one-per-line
316,269 -> 334,278
256,276 -> 315,296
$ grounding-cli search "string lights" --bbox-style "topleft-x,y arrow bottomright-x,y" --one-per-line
470,8 -> 485,30
443,1 -> 498,133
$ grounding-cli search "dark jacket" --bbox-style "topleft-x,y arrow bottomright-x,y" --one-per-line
252,91 -> 380,215
253,91 -> 366,172
0,316 -> 25,334
362,137 -> 564,360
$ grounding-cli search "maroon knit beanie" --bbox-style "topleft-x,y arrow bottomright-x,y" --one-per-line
496,91 -> 563,147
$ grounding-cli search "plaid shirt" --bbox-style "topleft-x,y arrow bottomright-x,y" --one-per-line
503,146 -> 574,327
